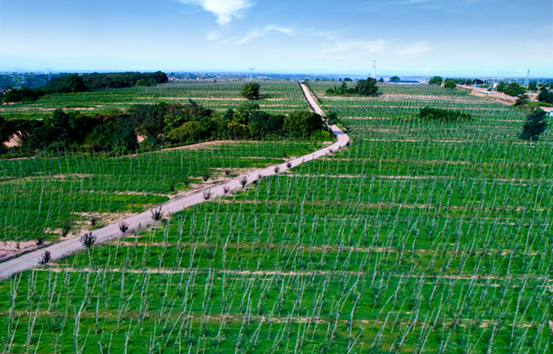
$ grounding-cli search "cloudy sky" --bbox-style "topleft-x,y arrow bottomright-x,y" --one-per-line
1,0 -> 551,76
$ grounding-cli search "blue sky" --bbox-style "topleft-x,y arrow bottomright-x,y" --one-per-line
1,0 -> 551,76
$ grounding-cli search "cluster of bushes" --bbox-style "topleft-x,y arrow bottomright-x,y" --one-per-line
1,71 -> 168,104
418,107 -> 472,122
325,77 -> 378,97
0,100 -> 329,155
496,81 -> 526,97
537,87 -> 553,104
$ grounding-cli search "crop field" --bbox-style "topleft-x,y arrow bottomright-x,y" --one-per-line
0,82 -> 551,353
0,81 -> 309,120
0,140 -> 319,246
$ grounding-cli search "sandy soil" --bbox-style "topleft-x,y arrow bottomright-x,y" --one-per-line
3,132 -> 22,148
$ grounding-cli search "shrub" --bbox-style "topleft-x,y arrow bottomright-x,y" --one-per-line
80,233 -> 97,249
119,221 -> 129,233
38,251 -> 52,265
418,107 -> 472,122
151,206 -> 164,221
520,109 -> 547,141
429,76 -> 443,85
240,82 -> 261,100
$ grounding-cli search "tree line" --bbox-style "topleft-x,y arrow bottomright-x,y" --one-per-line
1,71 -> 168,104
0,100 -> 329,156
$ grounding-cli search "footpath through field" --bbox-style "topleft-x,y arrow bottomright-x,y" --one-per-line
0,83 -> 349,280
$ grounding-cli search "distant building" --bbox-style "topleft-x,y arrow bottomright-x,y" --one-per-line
387,80 -> 420,85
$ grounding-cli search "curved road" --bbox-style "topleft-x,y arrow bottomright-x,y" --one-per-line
0,83 -> 349,280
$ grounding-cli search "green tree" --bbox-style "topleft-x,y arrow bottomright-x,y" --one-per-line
355,77 -> 378,96
389,76 -> 401,81
496,81 -> 506,93
502,82 -> 526,97
537,88 -> 553,104
167,121 -> 201,142
520,109 -> 547,141
378,78 -> 384,82
514,94 -> 529,106
444,79 -> 456,89
528,82 -> 538,91
283,111 -> 325,136
240,82 -> 261,100
428,76 -> 443,85
61,74 -> 88,93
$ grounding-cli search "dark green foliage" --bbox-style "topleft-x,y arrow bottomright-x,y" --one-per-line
240,82 -> 261,100
355,78 -> 379,96
326,81 -> 355,96
418,106 -> 472,122
497,82 -> 526,97
378,78 -> 384,82
537,88 -> 553,104
343,77 -> 352,82
1,87 -> 45,104
284,111 -> 326,136
390,76 -> 401,81
1,71 -> 168,104
248,111 -> 285,136
528,82 -> 538,92
325,78 -> 378,97
520,109 -> 547,141
443,79 -> 457,89
514,94 -> 529,106
327,111 -> 340,125
429,76 -> 443,85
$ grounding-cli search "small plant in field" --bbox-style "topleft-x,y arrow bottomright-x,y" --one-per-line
286,162 -> 292,168
119,221 -> 129,233
202,170 -> 211,182
257,173 -> 263,180
38,251 -> 52,265
80,233 -> 97,249
223,186 -> 230,194
90,215 -> 100,226
203,189 -> 212,200
61,220 -> 72,237
183,176 -> 190,185
170,184 -> 175,192
239,176 -> 248,188
224,170 -> 231,176
36,236 -> 44,246
151,206 -> 164,221
274,166 -> 280,173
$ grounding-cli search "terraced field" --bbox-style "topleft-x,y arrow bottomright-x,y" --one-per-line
0,82 -> 550,353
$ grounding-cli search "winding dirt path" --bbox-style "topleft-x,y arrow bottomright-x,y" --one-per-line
0,83 -> 349,280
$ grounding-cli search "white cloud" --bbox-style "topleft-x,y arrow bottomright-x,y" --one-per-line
396,41 -> 428,55
234,25 -> 295,45
179,0 -> 252,25
316,40 -> 429,60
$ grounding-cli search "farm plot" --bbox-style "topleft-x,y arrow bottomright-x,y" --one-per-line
0,83 -> 550,353
0,140 -> 319,247
0,81 -> 310,120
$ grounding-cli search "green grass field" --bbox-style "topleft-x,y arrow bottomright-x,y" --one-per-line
0,81 -> 310,120
0,81 -> 550,353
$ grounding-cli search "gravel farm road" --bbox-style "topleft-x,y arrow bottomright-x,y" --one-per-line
0,83 -> 349,280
